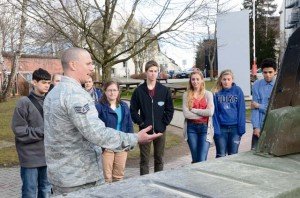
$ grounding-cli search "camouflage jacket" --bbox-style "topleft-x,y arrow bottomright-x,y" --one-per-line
44,76 -> 138,187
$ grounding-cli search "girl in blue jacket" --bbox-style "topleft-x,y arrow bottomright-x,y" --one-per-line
212,69 -> 246,158
95,81 -> 134,183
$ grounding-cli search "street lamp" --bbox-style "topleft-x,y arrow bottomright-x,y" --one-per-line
125,60 -> 128,82
252,0 -> 257,76
125,35 -> 129,82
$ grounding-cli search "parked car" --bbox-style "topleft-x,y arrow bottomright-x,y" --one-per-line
251,68 -> 264,82
175,71 -> 189,78
256,68 -> 264,80
185,67 -> 203,77
168,70 -> 175,79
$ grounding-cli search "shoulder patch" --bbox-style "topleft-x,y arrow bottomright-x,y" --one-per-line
74,104 -> 90,114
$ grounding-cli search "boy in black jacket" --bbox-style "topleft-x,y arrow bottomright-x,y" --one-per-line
130,60 -> 174,175
11,68 -> 52,198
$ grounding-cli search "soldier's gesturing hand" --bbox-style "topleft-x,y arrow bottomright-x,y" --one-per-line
137,125 -> 163,144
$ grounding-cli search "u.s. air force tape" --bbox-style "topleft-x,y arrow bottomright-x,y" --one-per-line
74,103 -> 90,114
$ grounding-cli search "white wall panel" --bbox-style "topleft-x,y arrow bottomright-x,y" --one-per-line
217,10 -> 251,96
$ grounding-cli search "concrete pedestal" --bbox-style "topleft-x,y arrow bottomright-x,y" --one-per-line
55,152 -> 300,198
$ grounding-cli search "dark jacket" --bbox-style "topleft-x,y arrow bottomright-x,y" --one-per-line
130,82 -> 174,133
90,87 -> 103,104
213,83 -> 246,136
96,101 -> 134,133
11,91 -> 46,168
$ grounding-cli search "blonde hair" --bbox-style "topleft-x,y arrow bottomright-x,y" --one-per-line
187,71 -> 205,110
212,69 -> 234,93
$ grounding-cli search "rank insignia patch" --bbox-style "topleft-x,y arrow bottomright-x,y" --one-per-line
74,104 -> 90,114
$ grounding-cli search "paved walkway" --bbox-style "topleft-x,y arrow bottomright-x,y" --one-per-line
0,116 -> 253,198
125,122 -> 253,179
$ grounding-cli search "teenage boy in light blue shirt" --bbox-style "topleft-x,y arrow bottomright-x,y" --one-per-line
251,58 -> 277,149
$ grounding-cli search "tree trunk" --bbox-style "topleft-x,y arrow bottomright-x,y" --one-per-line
94,64 -> 100,82
0,31 -> 5,93
208,40 -> 217,81
209,50 -> 215,80
138,61 -> 144,74
209,69 -> 214,81
0,0 -> 28,102
133,60 -> 139,74
101,63 -> 113,83
208,52 -> 215,81
0,52 -> 21,102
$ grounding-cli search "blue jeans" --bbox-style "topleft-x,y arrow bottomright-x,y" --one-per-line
187,123 -> 210,163
213,125 -> 241,158
20,166 -> 51,198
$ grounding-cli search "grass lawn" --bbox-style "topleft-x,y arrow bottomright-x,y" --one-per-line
121,80 -> 217,109
0,97 -> 18,142
246,109 -> 251,121
0,95 -> 182,167
120,80 -> 251,120
0,96 -> 19,167
128,124 -> 181,158
0,146 -> 19,167
0,80 -> 251,167
175,79 -> 216,91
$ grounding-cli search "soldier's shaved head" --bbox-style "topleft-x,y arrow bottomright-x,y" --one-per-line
61,47 -> 94,84
61,47 -> 89,70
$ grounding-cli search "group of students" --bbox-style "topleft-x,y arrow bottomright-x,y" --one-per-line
183,58 -> 277,163
83,60 -> 174,182
183,69 -> 245,163
11,57 -> 173,197
10,46 -> 277,197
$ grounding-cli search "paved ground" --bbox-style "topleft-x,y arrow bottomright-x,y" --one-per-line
0,117 -> 253,198
125,122 -> 253,179
0,77 -> 254,197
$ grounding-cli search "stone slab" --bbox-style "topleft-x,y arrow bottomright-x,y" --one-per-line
55,152 -> 300,198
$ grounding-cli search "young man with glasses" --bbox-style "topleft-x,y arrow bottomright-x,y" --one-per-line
251,58 -> 277,149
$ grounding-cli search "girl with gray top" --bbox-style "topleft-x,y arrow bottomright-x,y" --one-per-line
182,71 -> 214,163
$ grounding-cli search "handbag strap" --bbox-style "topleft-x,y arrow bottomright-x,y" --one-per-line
27,95 -> 44,118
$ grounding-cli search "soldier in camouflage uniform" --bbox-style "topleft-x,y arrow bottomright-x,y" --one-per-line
44,47 -> 162,195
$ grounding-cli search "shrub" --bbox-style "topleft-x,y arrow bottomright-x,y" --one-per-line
130,72 -> 147,79
18,79 -> 30,96
159,72 -> 169,79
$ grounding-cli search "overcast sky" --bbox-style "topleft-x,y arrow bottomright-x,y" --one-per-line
164,0 -> 284,69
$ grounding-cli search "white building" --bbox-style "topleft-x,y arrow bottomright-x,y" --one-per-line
157,52 -> 181,73
110,51 -> 181,77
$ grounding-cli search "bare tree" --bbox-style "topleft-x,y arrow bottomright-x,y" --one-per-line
126,19 -> 158,74
0,1 -> 19,96
0,2 -> 21,52
15,0 -> 211,81
0,27 -> 6,91
25,23 -> 70,56
0,0 -> 28,102
204,13 -> 217,80
200,0 -> 233,80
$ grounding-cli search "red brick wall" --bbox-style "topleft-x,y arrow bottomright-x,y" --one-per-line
4,56 -> 63,74
2,54 -> 63,95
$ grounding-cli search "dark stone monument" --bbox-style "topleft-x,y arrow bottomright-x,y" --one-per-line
256,27 -> 300,156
